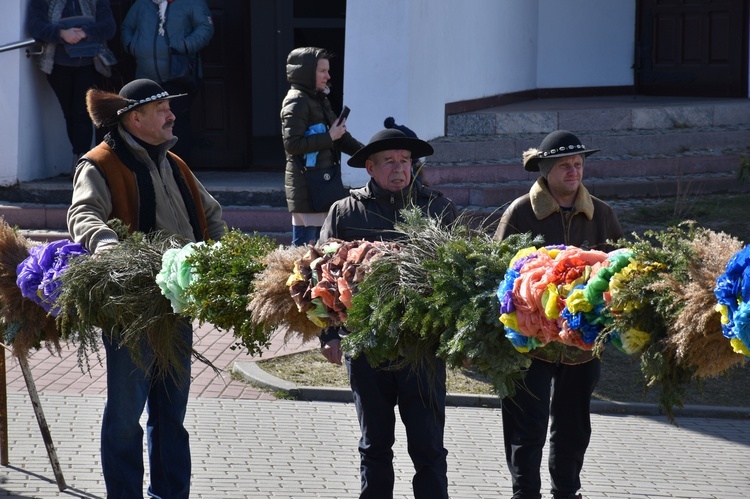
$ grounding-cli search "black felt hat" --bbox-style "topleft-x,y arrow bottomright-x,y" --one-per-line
116,79 -> 187,117
522,130 -> 600,172
347,129 -> 434,168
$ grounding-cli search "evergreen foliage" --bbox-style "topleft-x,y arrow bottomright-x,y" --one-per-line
345,208 -> 540,397
181,229 -> 278,355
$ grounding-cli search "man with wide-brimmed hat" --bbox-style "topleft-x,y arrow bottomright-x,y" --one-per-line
318,127 -> 456,498
68,78 -> 226,498
494,130 -> 624,499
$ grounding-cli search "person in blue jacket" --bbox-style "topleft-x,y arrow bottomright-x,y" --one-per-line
121,0 -> 214,161
27,0 -> 116,173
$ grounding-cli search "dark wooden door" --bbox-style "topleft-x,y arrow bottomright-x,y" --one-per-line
103,0 -> 250,171
636,0 -> 748,97
191,0 -> 248,170
635,0 -> 748,97
105,0 -> 346,171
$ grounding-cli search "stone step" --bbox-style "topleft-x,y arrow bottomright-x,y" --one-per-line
0,203 -> 293,244
429,126 -> 750,163
446,96 -> 750,136
438,171 -> 745,210
423,153 -> 746,185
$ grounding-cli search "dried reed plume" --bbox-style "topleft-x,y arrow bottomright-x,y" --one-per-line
661,230 -> 746,377
248,245 -> 323,344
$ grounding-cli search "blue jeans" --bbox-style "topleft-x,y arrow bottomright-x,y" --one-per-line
292,225 -> 321,247
346,354 -> 449,499
101,323 -> 193,498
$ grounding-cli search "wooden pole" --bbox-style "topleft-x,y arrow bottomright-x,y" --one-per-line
0,343 -> 7,465
17,354 -> 67,491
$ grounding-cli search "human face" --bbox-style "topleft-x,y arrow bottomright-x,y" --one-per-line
366,149 -> 413,192
315,58 -> 330,92
546,154 -> 584,205
129,100 -> 176,145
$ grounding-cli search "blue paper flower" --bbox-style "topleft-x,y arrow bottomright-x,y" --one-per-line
16,240 -> 88,315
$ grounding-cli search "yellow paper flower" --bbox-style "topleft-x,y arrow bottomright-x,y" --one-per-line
509,246 -> 539,267
730,337 -> 750,356
543,247 -> 563,259
566,288 -> 593,314
620,328 -> 650,354
286,261 -> 305,287
500,312 -> 519,331
542,283 -> 560,319
715,303 -> 731,325
305,297 -> 328,328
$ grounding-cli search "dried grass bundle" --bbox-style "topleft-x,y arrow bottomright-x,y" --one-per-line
248,245 -> 322,343
665,230 -> 746,377
0,219 -> 58,358
55,228 -> 213,379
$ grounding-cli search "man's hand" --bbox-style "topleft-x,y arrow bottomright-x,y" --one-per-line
321,338 -> 342,365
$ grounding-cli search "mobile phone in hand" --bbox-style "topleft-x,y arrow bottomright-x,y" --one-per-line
336,106 -> 350,125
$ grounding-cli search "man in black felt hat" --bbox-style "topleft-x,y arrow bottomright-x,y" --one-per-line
318,127 -> 457,498
494,130 -> 624,499
68,78 -> 226,498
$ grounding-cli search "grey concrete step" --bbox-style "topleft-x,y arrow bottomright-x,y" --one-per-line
0,203 -> 293,244
429,126 -> 750,163
423,153 -> 746,185
4,96 -> 749,237
446,95 -> 750,136
438,171 -> 745,210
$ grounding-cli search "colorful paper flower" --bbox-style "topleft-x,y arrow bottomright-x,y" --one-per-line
156,242 -> 200,313
714,245 -> 750,356
16,239 -> 88,315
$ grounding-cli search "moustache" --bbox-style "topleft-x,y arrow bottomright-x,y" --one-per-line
163,120 -> 175,129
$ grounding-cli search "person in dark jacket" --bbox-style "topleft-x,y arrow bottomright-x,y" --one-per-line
121,0 -> 215,161
281,46 -> 363,246
494,130 -> 625,499
69,78 -> 226,498
319,128 -> 456,499
27,0 -> 116,171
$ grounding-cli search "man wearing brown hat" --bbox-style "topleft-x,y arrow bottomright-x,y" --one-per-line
494,130 -> 624,499
68,78 -> 226,498
318,127 -> 457,498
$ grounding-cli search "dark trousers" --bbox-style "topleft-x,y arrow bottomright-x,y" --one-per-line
46,64 -> 96,156
502,357 -> 601,499
101,324 -> 193,498
346,354 -> 449,499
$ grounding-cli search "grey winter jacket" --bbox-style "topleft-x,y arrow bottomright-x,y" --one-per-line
120,0 -> 214,84
281,47 -> 363,213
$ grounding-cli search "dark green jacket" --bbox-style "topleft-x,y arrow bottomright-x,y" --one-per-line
281,47 -> 362,213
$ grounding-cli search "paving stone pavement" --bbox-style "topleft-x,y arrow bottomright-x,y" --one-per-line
0,393 -> 749,498
1,324 -> 749,498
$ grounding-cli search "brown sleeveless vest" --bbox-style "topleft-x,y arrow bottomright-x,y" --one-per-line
85,140 -> 209,241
